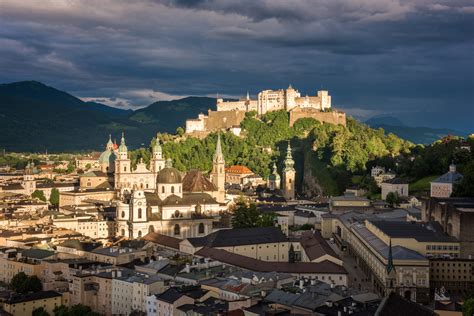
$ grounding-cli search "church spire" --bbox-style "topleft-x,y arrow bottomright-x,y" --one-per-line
386,239 -> 396,274
283,141 -> 295,172
119,132 -> 128,153
213,133 -> 224,163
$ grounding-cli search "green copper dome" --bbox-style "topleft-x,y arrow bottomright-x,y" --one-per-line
268,162 -> 280,181
99,149 -> 117,164
153,139 -> 162,153
118,132 -> 128,153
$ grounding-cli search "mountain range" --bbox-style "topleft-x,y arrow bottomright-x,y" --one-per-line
0,81 -> 215,152
365,116 -> 467,145
0,81 -> 467,152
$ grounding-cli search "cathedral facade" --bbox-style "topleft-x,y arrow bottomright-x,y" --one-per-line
115,134 -> 226,239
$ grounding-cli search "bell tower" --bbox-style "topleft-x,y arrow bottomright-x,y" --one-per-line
151,139 -> 166,175
115,132 -> 131,189
282,142 -> 295,200
210,134 -> 225,203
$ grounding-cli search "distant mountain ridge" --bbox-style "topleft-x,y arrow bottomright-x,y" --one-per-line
365,115 -> 466,144
0,81 -> 467,151
0,81 -> 215,152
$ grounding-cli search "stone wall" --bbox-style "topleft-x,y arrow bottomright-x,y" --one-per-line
289,108 -> 346,127
206,110 -> 247,130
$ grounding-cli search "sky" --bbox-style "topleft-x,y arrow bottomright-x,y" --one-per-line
0,0 -> 473,130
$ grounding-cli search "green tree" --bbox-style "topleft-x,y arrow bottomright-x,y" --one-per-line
463,298 -> 474,316
453,160 -> 474,197
231,201 -> 260,228
10,272 -> 42,293
176,127 -> 185,136
385,192 -> 400,206
33,307 -> 50,316
32,190 -> 47,202
49,188 -> 60,206
85,163 -> 91,170
53,305 -> 69,316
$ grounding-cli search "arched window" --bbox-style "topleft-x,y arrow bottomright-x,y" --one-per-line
174,224 -> 180,236
124,166 -> 127,172
148,225 -> 154,233
179,186 -> 181,193
162,186 -> 165,193
289,179 -> 292,184
138,230 -> 142,238
121,229 -> 125,236
198,223 -> 205,234
171,186 -> 175,194
140,183 -> 143,189
146,183 -> 149,189
138,208 -> 142,219
121,211 -> 125,218
174,210 -> 180,218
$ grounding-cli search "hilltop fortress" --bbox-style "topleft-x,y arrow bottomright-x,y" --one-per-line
185,85 -> 346,136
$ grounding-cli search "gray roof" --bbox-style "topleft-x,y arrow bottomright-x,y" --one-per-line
369,220 -> 457,242
187,227 -> 287,248
432,171 -> 463,184
351,223 -> 426,261
21,248 -> 55,260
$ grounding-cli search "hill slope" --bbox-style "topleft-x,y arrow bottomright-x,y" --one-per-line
0,81 -> 216,152
365,116 -> 465,144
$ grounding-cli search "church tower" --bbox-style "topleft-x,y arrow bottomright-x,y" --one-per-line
23,162 -> 36,196
210,134 -> 226,203
282,142 -> 295,200
151,139 -> 166,175
115,132 -> 131,189
268,162 -> 281,191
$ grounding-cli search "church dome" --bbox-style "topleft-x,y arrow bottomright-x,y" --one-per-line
99,149 -> 117,164
156,159 -> 182,184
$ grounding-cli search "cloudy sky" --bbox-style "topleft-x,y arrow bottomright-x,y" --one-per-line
0,0 -> 473,130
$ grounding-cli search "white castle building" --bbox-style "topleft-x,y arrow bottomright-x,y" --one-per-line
216,85 -> 331,115
186,85 -> 333,134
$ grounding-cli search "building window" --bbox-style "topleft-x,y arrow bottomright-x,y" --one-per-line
124,167 -> 127,172
198,223 -> 205,234
174,224 -> 180,236
174,210 -> 180,218
121,211 -> 125,218
162,186 -> 165,193
171,186 -> 175,194
121,229 -> 125,236
138,231 -> 142,238
138,208 -> 142,219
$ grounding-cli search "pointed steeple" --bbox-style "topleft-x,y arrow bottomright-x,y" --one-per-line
153,139 -> 162,153
119,132 -> 128,153
106,134 -> 114,150
213,133 -> 224,163
386,239 -> 396,274
283,141 -> 295,172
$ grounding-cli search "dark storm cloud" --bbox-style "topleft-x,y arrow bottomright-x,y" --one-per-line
0,0 -> 472,130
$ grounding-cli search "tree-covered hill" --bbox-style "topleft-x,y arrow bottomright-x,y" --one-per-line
0,81 -> 216,152
131,111 -> 414,196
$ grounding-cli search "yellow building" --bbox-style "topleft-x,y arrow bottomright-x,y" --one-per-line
3,291 -> 63,316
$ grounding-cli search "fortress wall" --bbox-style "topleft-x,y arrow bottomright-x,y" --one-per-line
289,109 -> 346,127
206,110 -> 247,130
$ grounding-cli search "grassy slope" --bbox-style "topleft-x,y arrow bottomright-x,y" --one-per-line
409,175 -> 439,193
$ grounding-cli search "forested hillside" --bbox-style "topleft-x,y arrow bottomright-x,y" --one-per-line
129,110 -> 418,196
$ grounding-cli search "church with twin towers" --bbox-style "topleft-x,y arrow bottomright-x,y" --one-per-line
95,131 -> 296,239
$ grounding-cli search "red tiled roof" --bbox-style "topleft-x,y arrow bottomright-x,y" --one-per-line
195,247 -> 347,274
225,165 -> 253,175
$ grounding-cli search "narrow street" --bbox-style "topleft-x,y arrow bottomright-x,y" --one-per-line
328,239 -> 375,292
